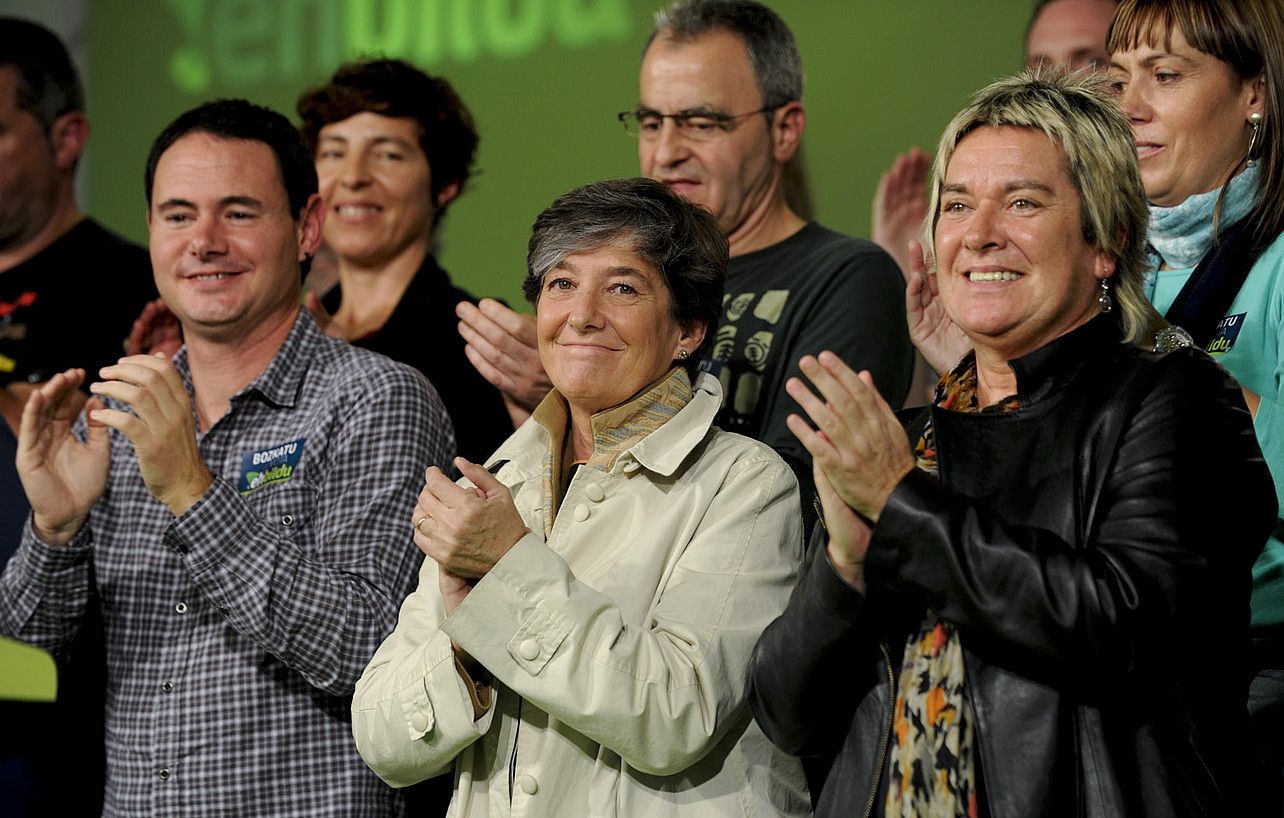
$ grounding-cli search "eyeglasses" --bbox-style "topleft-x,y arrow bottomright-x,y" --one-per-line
616,106 -> 778,141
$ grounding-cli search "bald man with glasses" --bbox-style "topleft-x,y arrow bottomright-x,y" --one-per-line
458,0 -> 913,538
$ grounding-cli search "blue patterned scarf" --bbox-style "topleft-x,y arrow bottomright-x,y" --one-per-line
1148,165 -> 1259,272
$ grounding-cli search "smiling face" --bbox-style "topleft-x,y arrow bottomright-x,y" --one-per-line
1108,25 -> 1262,207
147,132 -> 321,343
1025,0 -> 1117,72
315,111 -> 450,270
637,30 -> 779,242
536,243 -> 703,417
934,126 -> 1111,361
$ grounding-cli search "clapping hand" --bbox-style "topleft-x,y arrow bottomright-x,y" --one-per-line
905,241 -> 972,375
16,369 -> 111,546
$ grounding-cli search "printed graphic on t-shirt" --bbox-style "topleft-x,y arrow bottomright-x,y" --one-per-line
1207,312 -> 1247,355
701,289 -> 792,427
238,438 -> 306,495
0,291 -> 37,375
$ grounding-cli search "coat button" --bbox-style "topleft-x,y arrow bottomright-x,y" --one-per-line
573,504 -> 589,522
174,602 -> 188,614
584,484 -> 604,502
516,774 -> 538,795
518,639 -> 540,661
158,768 -> 171,781
281,514 -> 294,526
161,681 -> 173,693
411,711 -> 430,735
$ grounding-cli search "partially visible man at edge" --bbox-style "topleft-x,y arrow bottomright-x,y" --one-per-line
457,0 -> 913,536
0,18 -> 155,555
0,98 -> 453,817
0,18 -> 154,817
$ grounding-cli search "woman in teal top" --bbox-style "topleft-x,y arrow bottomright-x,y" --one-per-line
1108,0 -> 1284,799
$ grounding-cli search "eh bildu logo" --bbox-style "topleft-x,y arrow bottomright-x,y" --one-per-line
238,439 -> 305,495
1207,313 -> 1246,355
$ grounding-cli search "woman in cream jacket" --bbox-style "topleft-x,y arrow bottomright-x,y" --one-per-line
351,178 -> 810,817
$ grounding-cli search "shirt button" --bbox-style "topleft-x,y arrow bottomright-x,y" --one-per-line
584,484 -> 605,502
281,514 -> 294,526
174,602 -> 188,614
158,768 -> 171,781
518,639 -> 540,661
573,504 -> 589,522
516,774 -> 538,795
161,681 -> 173,693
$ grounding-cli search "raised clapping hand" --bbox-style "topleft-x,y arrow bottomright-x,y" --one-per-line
86,354 -> 214,517
905,240 -> 973,376
124,297 -> 183,358
871,146 -> 931,279
456,298 -> 552,427
786,352 -> 916,589
412,457 -> 529,615
16,369 -> 112,546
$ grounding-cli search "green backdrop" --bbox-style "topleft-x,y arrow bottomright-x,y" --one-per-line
85,1 -> 1027,307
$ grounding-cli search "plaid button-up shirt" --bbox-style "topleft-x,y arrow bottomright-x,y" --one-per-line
1,312 -> 454,816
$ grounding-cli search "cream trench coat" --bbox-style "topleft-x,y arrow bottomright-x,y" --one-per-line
352,374 -> 810,817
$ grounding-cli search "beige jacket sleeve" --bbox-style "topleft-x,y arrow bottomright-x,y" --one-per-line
442,451 -> 801,777
351,553 -> 497,788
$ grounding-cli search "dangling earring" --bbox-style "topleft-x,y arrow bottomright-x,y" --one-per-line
1098,278 -> 1113,314
1248,112 -> 1263,168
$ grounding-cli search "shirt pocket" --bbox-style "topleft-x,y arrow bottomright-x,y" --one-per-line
245,482 -> 319,552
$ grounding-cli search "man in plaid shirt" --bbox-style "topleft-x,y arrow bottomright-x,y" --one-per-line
0,99 -> 453,816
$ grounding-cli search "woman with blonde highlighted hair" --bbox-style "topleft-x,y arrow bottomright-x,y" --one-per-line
749,68 -> 1275,817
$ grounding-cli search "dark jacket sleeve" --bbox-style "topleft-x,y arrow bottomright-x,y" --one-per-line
865,351 -> 1276,691
748,539 -> 882,758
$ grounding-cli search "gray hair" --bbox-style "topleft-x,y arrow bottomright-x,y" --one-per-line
645,0 -> 803,109
524,178 -> 728,375
926,67 -> 1153,346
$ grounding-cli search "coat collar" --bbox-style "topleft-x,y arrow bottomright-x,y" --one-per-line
173,310 -> 321,410
484,372 -> 723,480
1004,314 -> 1126,404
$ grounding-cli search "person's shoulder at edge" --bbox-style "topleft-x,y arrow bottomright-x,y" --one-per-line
308,324 -> 447,411
741,221 -> 900,277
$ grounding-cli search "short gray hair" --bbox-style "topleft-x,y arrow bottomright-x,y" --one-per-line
926,67 -> 1153,346
524,178 -> 728,375
646,0 -> 803,109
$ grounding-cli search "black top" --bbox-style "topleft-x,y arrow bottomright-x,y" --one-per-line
702,222 -> 913,536
322,253 -> 511,463
0,217 -> 152,818
0,218 -> 154,386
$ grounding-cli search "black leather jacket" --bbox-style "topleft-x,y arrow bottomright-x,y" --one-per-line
748,316 -> 1277,817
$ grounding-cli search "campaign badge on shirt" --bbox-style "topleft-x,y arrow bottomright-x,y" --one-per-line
238,438 -> 306,495
1207,313 -> 1247,356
